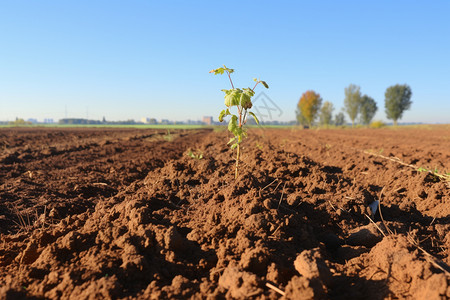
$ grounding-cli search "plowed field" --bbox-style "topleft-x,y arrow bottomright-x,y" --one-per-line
1,126 -> 449,299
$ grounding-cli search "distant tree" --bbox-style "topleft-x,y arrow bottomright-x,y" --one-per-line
295,108 -> 308,126
8,118 -> 31,126
344,84 -> 362,127
298,90 -> 323,127
385,84 -> 412,126
334,112 -> 346,126
319,101 -> 334,126
360,95 -> 378,125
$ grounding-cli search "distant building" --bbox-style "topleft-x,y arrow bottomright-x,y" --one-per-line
187,119 -> 202,125
43,118 -> 54,123
141,117 -> 158,124
202,116 -> 213,125
27,118 -> 38,124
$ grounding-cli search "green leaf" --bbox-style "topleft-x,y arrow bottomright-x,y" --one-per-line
248,112 -> 259,124
260,81 -> 269,89
243,88 -> 255,97
223,65 -> 234,74
218,109 -> 230,122
241,88 -> 255,109
230,143 -> 238,149
210,67 -> 225,75
227,137 -> 236,144
228,115 -> 238,134
240,92 -> 252,109
210,65 -> 234,75
223,89 -> 241,107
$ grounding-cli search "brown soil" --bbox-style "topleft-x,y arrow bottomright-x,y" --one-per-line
0,126 -> 449,299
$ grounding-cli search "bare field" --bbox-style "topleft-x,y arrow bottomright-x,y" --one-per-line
0,126 -> 449,299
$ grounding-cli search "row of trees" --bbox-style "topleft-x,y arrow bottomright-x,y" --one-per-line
296,84 -> 412,127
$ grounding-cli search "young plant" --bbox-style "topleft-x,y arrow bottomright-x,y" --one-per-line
186,148 -> 203,160
210,65 -> 269,178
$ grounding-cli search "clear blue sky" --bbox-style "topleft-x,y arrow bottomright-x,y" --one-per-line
1,1 -> 449,123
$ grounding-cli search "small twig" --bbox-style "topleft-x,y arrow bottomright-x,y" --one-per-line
429,217 -> 436,226
266,282 -> 285,296
277,182 -> 287,210
273,180 -> 283,193
270,225 -> 281,236
407,234 -> 450,275
328,200 -> 338,212
259,178 -> 278,197
364,213 -> 386,237
378,187 -> 394,235
210,267 -> 226,274
363,150 -> 450,183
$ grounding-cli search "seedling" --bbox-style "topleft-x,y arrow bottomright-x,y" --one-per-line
255,141 -> 263,151
163,130 -> 173,142
210,65 -> 269,178
186,149 -> 203,160
417,166 -> 450,182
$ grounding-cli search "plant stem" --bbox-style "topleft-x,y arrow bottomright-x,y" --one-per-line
235,143 -> 240,179
226,70 -> 235,89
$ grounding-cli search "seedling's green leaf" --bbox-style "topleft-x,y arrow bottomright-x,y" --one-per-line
248,111 -> 259,124
228,137 -> 236,144
210,65 -> 234,75
260,81 -> 269,89
223,89 -> 241,107
230,143 -> 238,149
210,68 -> 224,75
243,88 -> 255,98
241,88 -> 255,109
228,115 -> 238,133
218,109 -> 230,122
222,65 -> 234,73
240,92 -> 252,109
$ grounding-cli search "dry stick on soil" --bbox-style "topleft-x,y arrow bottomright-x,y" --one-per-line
362,149 -> 450,185
374,188 -> 449,275
273,180 -> 283,194
11,204 -> 32,233
266,282 -> 286,296
407,232 -> 450,276
364,213 -> 386,237
377,187 -> 394,235
259,178 -> 278,198
328,200 -> 338,213
277,182 -> 287,210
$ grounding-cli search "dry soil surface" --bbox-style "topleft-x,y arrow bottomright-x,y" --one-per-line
0,126 -> 449,299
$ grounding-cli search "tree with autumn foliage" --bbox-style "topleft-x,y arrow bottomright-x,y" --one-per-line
297,90 -> 323,127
